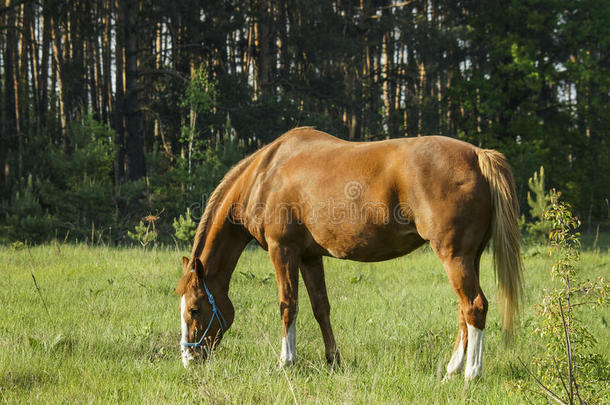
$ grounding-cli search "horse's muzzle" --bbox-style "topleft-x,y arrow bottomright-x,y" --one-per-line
181,343 -> 213,368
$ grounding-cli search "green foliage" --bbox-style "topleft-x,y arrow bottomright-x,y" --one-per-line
111,179 -> 148,240
66,114 -> 117,178
46,115 -> 116,238
180,65 -> 216,115
173,208 -> 197,244
0,175 -> 56,243
127,220 -> 158,248
10,241 -> 26,251
0,114 -> 118,243
146,134 -> 244,242
0,113 -> 242,245
528,167 -> 550,221
517,190 -> 609,403
522,166 -> 552,243
179,65 -> 217,162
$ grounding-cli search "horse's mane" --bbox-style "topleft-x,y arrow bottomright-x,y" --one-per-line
177,151 -> 261,294
188,146 -> 265,263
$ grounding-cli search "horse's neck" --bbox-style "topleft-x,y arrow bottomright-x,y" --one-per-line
192,165 -> 254,295
198,217 -> 251,295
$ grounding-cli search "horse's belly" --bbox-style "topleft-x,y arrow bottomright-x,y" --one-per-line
317,224 -> 426,262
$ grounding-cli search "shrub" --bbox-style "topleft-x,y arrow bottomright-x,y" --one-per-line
173,208 -> 197,245
0,175 -> 56,243
521,166 -> 552,243
516,190 -> 609,404
127,220 -> 158,248
0,115 -> 118,243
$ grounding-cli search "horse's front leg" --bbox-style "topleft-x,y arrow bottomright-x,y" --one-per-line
300,256 -> 340,366
269,244 -> 300,366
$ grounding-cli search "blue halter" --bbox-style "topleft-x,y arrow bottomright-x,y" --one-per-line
181,271 -> 227,349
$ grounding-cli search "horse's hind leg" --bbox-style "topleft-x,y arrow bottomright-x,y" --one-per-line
269,244 -> 300,366
300,256 -> 340,365
439,254 -> 488,381
443,244 -> 488,380
443,303 -> 468,380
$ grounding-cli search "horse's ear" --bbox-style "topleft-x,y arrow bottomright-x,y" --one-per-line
193,258 -> 205,281
182,256 -> 190,274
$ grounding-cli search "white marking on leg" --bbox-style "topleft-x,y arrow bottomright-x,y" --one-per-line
280,306 -> 298,366
180,295 -> 194,368
464,324 -> 485,380
443,330 -> 465,381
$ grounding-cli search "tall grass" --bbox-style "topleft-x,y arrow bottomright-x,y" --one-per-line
0,243 -> 608,404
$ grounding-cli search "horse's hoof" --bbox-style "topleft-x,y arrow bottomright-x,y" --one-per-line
326,351 -> 341,368
464,372 -> 482,382
279,357 -> 296,367
441,373 -> 456,383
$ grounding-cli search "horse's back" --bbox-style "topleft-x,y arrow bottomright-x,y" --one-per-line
270,128 -> 480,177
241,129 -> 491,260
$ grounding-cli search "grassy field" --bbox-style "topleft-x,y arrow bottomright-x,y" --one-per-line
0,242 -> 608,404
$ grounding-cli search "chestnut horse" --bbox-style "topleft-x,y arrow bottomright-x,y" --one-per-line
176,127 -> 523,380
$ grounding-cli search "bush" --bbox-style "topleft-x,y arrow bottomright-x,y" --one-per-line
0,114 -> 118,243
521,166 -> 552,243
128,219 -> 158,248
0,175 -> 56,243
515,190 -> 609,403
173,208 -> 197,245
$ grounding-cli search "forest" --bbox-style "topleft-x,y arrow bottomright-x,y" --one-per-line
1,0 -> 609,244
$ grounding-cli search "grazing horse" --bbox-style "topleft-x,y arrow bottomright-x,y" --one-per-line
176,127 -> 523,380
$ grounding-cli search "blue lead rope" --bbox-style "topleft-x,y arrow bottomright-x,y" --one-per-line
181,274 -> 227,349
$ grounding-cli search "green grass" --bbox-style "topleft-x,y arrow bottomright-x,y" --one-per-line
1,242 -> 608,404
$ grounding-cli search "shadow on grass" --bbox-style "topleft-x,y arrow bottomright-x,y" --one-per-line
0,369 -> 58,391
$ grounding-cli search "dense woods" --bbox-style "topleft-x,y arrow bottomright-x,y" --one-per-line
1,0 -> 609,243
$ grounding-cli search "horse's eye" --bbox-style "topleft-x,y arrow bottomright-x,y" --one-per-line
190,308 -> 200,316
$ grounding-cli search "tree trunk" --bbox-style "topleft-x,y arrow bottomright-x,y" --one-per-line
25,2 -> 40,133
92,32 -> 102,120
277,1 -> 288,90
51,15 -> 68,143
123,0 -> 145,180
2,0 -> 18,181
382,30 -> 394,136
153,21 -> 162,140
254,0 -> 274,98
113,0 -> 126,184
16,2 -> 25,136
102,0 -> 113,125
39,1 -> 51,130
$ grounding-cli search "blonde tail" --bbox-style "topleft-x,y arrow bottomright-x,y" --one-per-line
477,149 -> 524,333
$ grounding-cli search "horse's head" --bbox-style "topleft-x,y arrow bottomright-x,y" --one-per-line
177,256 -> 233,367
